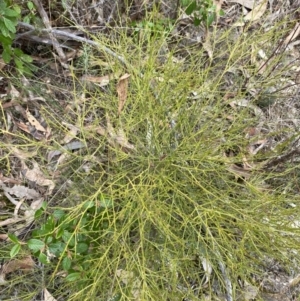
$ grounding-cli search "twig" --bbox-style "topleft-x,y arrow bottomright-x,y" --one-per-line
107,1 -> 119,24
17,22 -> 128,66
200,224 -> 233,301
15,33 -> 74,50
217,254 -> 233,301
264,149 -> 300,169
32,0 -> 66,61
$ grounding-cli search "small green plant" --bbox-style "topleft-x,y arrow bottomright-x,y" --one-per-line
131,18 -> 174,36
8,195 -> 114,283
0,0 -> 34,74
23,1 -> 39,25
0,1 -> 19,39
180,0 -> 224,27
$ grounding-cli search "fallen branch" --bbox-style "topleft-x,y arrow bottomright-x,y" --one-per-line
16,34 -> 74,50
32,0 -> 66,62
17,22 -> 128,66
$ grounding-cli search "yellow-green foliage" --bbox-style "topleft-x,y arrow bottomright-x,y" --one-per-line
1,15 -> 299,301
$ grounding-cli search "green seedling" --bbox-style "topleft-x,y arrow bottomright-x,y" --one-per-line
181,0 -> 224,27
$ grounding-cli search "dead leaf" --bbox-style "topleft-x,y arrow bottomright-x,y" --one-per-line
213,0 -> 224,22
47,150 -> 61,162
57,152 -> 70,165
3,190 -> 19,207
115,128 -> 135,150
21,161 -> 55,194
81,71 -> 120,87
10,146 -> 38,160
16,121 -> 31,134
0,180 -> 44,232
0,181 -> 41,200
8,84 -> 20,99
44,288 -> 57,301
116,269 -> 141,301
25,109 -> 46,132
61,122 -> 80,144
0,234 -> 8,240
48,141 -> 86,162
284,22 -> 300,46
201,257 -> 212,285
228,0 -> 258,9
229,99 -> 265,119
203,31 -> 213,60
14,198 -> 26,216
0,58 -> 6,70
116,269 -> 134,285
1,100 -> 19,109
1,256 -> 35,276
248,139 -> 267,155
117,73 -> 130,115
243,281 -> 259,300
227,164 -> 251,179
30,198 -> 44,211
106,116 -> 135,151
289,274 -> 300,287
0,257 -> 35,285
95,125 -> 106,136
0,173 -> 21,185
244,0 -> 268,22
0,216 -> 24,227
9,198 -> 43,237
81,74 -> 110,87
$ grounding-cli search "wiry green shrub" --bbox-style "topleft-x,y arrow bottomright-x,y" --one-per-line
3,14 -> 300,301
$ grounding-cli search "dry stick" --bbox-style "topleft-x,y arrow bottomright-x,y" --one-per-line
106,1 -> 119,24
31,0 -> 66,62
260,26 -> 299,80
15,33 -> 74,50
202,224 -> 233,301
17,22 -> 128,66
242,17 -> 297,92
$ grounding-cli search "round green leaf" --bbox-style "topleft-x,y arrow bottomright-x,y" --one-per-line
27,1 -> 34,10
62,230 -> 75,245
66,272 -> 81,282
62,256 -> 72,271
38,252 -> 49,264
76,242 -> 89,254
53,209 -> 66,220
27,239 -> 45,252
219,9 -> 225,16
48,242 -> 65,256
